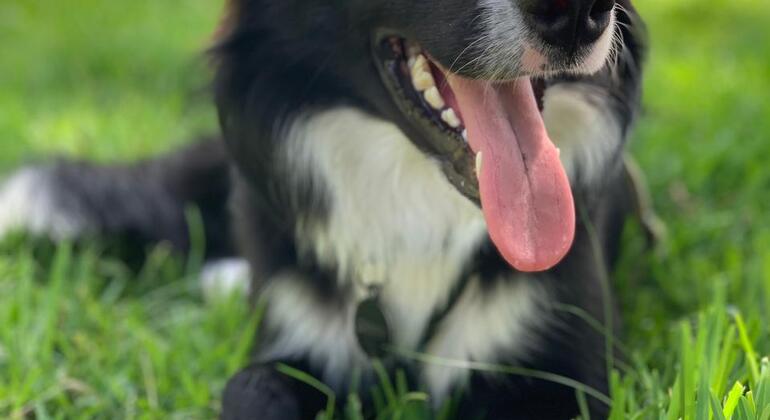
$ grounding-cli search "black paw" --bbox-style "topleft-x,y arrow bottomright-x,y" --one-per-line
222,365 -> 301,420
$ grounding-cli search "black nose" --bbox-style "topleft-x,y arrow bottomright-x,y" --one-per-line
521,0 -> 615,50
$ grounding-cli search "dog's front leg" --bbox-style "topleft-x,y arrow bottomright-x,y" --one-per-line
222,362 -> 327,420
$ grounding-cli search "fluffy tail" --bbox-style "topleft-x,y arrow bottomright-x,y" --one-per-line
0,138 -> 234,259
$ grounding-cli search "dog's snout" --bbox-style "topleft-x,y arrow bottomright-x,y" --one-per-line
521,0 -> 615,50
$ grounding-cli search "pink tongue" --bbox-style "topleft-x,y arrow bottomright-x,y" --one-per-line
446,76 -> 575,272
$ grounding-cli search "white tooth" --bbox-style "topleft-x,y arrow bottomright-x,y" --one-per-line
462,129 -> 468,141
412,71 -> 435,91
475,152 -> 483,177
441,108 -> 461,128
410,54 -> 428,71
410,55 -> 435,91
424,87 -> 445,110
556,147 -> 561,157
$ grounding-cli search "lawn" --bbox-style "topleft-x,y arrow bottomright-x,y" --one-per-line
1,0 -> 769,418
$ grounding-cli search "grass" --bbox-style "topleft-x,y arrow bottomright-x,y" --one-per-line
1,0 -> 769,417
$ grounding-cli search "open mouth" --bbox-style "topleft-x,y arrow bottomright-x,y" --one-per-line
386,39 -> 469,140
375,36 -> 576,273
379,38 -> 549,143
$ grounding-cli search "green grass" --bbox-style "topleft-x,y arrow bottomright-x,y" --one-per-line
1,0 -> 769,418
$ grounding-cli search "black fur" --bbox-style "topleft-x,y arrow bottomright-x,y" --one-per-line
213,0 -> 646,416
1,0 -> 648,418
31,139 -> 233,259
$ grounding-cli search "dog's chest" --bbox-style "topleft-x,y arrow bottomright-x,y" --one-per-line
284,108 -> 488,346
275,108 -> 550,398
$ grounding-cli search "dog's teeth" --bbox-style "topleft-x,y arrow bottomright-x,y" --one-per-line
441,108 -> 461,128
409,54 -> 428,71
410,55 -> 435,91
475,152 -> 483,177
424,87 -> 445,110
556,147 -> 561,157
462,129 -> 468,141
412,71 -> 435,91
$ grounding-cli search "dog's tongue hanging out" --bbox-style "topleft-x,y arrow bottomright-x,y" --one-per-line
445,76 -> 576,272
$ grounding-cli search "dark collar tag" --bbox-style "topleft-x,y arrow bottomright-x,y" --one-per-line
354,296 -> 391,358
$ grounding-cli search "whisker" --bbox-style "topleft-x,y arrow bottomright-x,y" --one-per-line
449,35 -> 490,75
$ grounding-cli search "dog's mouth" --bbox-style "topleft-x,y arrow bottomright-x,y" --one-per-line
375,36 -> 575,272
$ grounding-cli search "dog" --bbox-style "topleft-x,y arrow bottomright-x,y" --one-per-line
0,0 -> 647,418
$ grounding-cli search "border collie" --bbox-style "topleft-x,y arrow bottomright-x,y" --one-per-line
0,0 -> 647,418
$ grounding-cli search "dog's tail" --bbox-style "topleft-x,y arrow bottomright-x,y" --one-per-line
0,138 -> 235,260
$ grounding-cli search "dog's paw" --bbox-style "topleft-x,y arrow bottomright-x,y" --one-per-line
222,365 -> 301,420
200,258 -> 251,301
0,167 -> 88,242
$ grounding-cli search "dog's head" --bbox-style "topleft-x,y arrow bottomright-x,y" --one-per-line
216,0 -> 626,272
369,0 -> 618,272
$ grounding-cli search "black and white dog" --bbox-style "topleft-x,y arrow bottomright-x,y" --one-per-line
0,0 -> 647,418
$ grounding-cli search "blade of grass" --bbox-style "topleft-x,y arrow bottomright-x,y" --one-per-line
390,347 -> 612,406
695,367 -> 710,420
680,322 -> 694,420
733,312 -> 760,384
712,325 -> 737,397
577,389 -> 591,420
724,382 -> 745,419
667,375 -> 682,420
755,358 -> 770,414
710,392 -> 727,420
372,360 -> 398,405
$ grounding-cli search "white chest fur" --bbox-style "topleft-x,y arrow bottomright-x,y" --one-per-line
284,109 -> 488,348
263,100 -> 616,398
